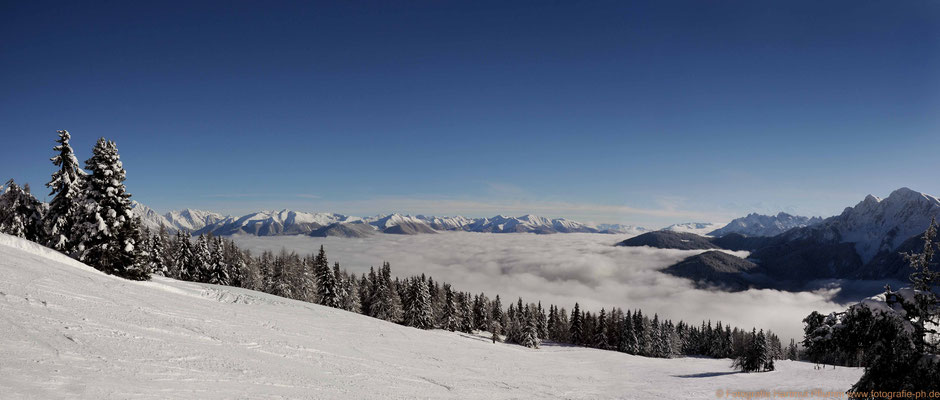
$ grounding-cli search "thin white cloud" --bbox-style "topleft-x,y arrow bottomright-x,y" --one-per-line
232,232 -> 845,342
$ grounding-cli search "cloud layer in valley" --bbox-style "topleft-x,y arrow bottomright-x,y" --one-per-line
232,232 -> 847,342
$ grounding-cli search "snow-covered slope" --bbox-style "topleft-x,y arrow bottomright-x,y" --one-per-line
0,233 -> 862,399
783,187 -> 940,263
661,222 -> 723,236
709,212 -> 823,237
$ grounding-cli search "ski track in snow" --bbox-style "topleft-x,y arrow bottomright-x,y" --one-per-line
0,233 -> 861,399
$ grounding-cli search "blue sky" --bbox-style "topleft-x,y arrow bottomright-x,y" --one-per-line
2,1 -> 938,227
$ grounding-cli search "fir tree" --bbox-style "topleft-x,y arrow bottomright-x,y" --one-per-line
491,295 -> 504,334
621,311 -> 639,354
473,294 -> 488,330
520,305 -> 540,349
43,130 -> 86,254
175,231 -> 195,281
404,277 -> 433,329
74,139 -> 147,280
193,234 -> 212,283
595,308 -> 609,349
314,246 -> 339,307
0,180 -> 45,242
569,303 -> 583,345
207,236 -> 229,285
333,262 -> 347,307
442,284 -> 459,332
149,226 -> 169,276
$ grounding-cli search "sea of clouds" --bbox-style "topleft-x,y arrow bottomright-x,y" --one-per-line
232,232 -> 847,342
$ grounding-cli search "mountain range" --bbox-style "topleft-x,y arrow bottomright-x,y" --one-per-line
618,187 -> 940,289
131,202 -> 652,237
707,212 -> 823,237
131,203 -> 825,239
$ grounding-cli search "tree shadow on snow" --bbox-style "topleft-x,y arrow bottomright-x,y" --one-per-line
673,371 -> 742,378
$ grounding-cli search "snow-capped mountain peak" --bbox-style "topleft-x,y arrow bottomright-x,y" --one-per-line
131,203 -> 650,236
708,212 -> 823,237
787,187 -> 940,263
660,222 -> 724,236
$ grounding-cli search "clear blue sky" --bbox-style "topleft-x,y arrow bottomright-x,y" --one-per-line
2,1 -> 938,227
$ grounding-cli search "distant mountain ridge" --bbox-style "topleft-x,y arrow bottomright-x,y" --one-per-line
130,203 -> 651,236
708,212 -> 823,237
660,222 -> 723,236
629,188 -> 940,290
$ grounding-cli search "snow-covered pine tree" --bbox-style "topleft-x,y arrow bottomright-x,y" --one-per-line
536,302 -> 547,339
332,262 -> 348,307
192,234 -> 212,283
595,308 -> 609,349
174,231 -> 194,280
223,238 -> 247,288
384,263 -> 404,322
547,305 -> 557,340
755,329 -> 769,372
621,311 -> 639,354
489,320 -> 502,344
787,338 -> 799,360
520,305 -> 540,349
491,295 -> 504,333
472,294 -> 488,330
74,139 -> 147,280
43,130 -> 86,254
314,246 -> 339,308
404,277 -> 433,329
556,307 -> 570,343
341,273 -> 361,313
149,226 -> 169,276
208,236 -> 229,285
0,179 -> 45,242
358,271 -> 372,316
649,315 -> 663,357
459,293 -> 474,333
636,311 -> 652,356
569,303 -> 583,345
442,284 -> 459,332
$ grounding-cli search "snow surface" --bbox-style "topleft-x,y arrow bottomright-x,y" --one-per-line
0,233 -> 862,399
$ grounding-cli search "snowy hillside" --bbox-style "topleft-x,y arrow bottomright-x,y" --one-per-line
784,187 -> 940,263
661,222 -> 724,236
708,213 -> 823,237
0,233 -> 862,399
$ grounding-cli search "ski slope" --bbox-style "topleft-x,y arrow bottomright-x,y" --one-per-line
0,234 -> 862,399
